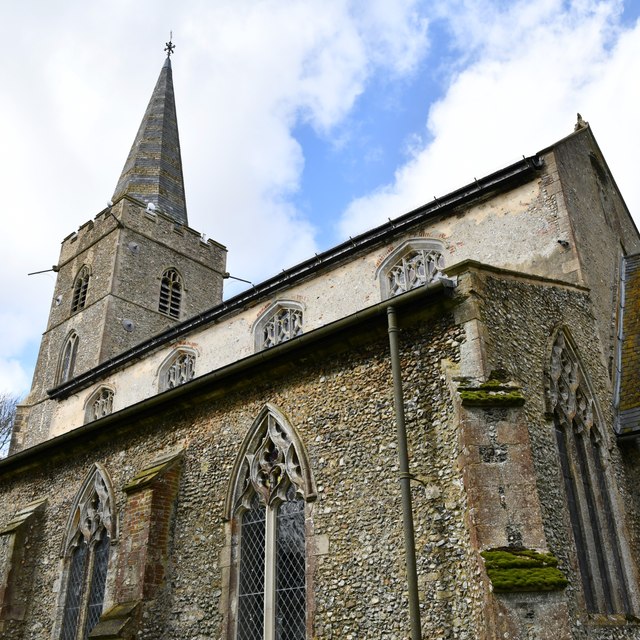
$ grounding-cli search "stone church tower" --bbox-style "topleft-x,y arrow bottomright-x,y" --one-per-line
12,54 -> 227,448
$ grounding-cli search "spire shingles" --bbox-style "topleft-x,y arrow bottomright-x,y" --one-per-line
112,57 -> 188,225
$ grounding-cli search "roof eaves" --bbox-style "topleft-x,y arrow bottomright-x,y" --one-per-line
47,155 -> 542,399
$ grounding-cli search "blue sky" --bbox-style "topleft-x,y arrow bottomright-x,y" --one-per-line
1,0 -> 640,397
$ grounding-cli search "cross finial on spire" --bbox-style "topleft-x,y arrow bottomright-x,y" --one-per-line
165,32 -> 175,57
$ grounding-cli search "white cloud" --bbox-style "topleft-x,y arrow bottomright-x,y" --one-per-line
0,0 -> 431,390
339,0 -> 640,237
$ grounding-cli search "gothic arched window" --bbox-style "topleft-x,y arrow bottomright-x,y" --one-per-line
158,349 -> 196,391
57,332 -> 80,384
377,239 -> 445,299
254,301 -> 304,352
58,464 -> 115,640
84,387 -> 115,423
225,405 -> 317,640
158,268 -> 183,319
549,330 -> 632,614
71,266 -> 91,314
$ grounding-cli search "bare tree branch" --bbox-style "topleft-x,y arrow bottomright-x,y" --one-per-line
0,392 -> 20,458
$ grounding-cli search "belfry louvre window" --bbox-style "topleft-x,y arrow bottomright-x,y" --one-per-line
226,405 -> 317,640
159,350 -> 196,391
71,266 -> 90,313
58,332 -> 80,384
254,302 -> 303,352
378,239 -> 445,299
59,464 -> 115,640
549,330 -> 632,614
158,268 -> 182,318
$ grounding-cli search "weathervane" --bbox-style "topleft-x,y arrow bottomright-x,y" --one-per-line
165,31 -> 175,57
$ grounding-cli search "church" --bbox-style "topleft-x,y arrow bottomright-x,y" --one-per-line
1,48 -> 640,640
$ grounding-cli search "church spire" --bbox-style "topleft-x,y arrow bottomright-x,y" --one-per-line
112,47 -> 188,225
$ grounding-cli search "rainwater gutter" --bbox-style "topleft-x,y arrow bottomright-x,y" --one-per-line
47,154 -> 539,400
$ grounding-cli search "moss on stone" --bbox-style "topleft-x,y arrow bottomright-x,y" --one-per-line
458,379 -> 525,407
481,548 -> 568,593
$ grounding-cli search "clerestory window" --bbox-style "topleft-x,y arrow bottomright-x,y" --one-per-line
377,239 -> 445,299
226,405 -> 317,640
84,387 -> 114,423
158,349 -> 196,391
57,332 -> 80,384
58,464 -> 115,640
254,302 -> 304,352
71,266 -> 90,314
158,268 -> 183,319
549,330 -> 633,614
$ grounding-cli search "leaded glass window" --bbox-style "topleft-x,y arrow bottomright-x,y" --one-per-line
386,249 -> 444,297
71,266 -> 90,313
377,239 -> 446,300
255,303 -> 304,352
161,351 -> 196,390
237,498 -> 266,640
228,407 -> 316,640
159,268 -> 182,319
549,330 -> 632,614
59,466 -> 114,640
58,332 -> 79,384
263,308 -> 303,349
85,387 -> 114,423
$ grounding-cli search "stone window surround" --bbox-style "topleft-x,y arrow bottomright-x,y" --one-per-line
376,238 -> 446,300
223,404 -> 318,640
253,300 -> 305,353
0,499 -> 47,626
71,265 -> 91,314
158,267 -> 183,319
54,463 -> 117,640
157,347 -> 197,392
84,386 -> 115,424
547,328 -> 637,616
57,331 -> 80,385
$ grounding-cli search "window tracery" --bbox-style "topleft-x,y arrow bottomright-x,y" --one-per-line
58,332 -> 80,384
254,302 -> 303,352
59,465 -> 114,640
71,266 -> 90,314
227,406 -> 316,640
158,268 -> 182,319
159,350 -> 196,391
85,387 -> 114,423
378,239 -> 445,299
549,330 -> 632,614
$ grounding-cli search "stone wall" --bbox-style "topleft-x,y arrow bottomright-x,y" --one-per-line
552,129 -> 640,371
3,266 -> 640,638
471,267 -> 640,638
0,297 -> 483,639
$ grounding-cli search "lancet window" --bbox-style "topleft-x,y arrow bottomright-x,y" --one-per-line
378,239 -> 445,299
85,387 -> 114,423
159,350 -> 196,391
71,266 -> 91,314
255,302 -> 304,352
59,465 -> 115,640
549,330 -> 632,614
57,332 -> 80,384
226,406 -> 316,640
158,268 -> 183,319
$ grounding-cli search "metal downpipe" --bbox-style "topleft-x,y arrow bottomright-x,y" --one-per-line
387,305 -> 421,640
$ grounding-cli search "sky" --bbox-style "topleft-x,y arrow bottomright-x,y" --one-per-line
1,0 -> 639,397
